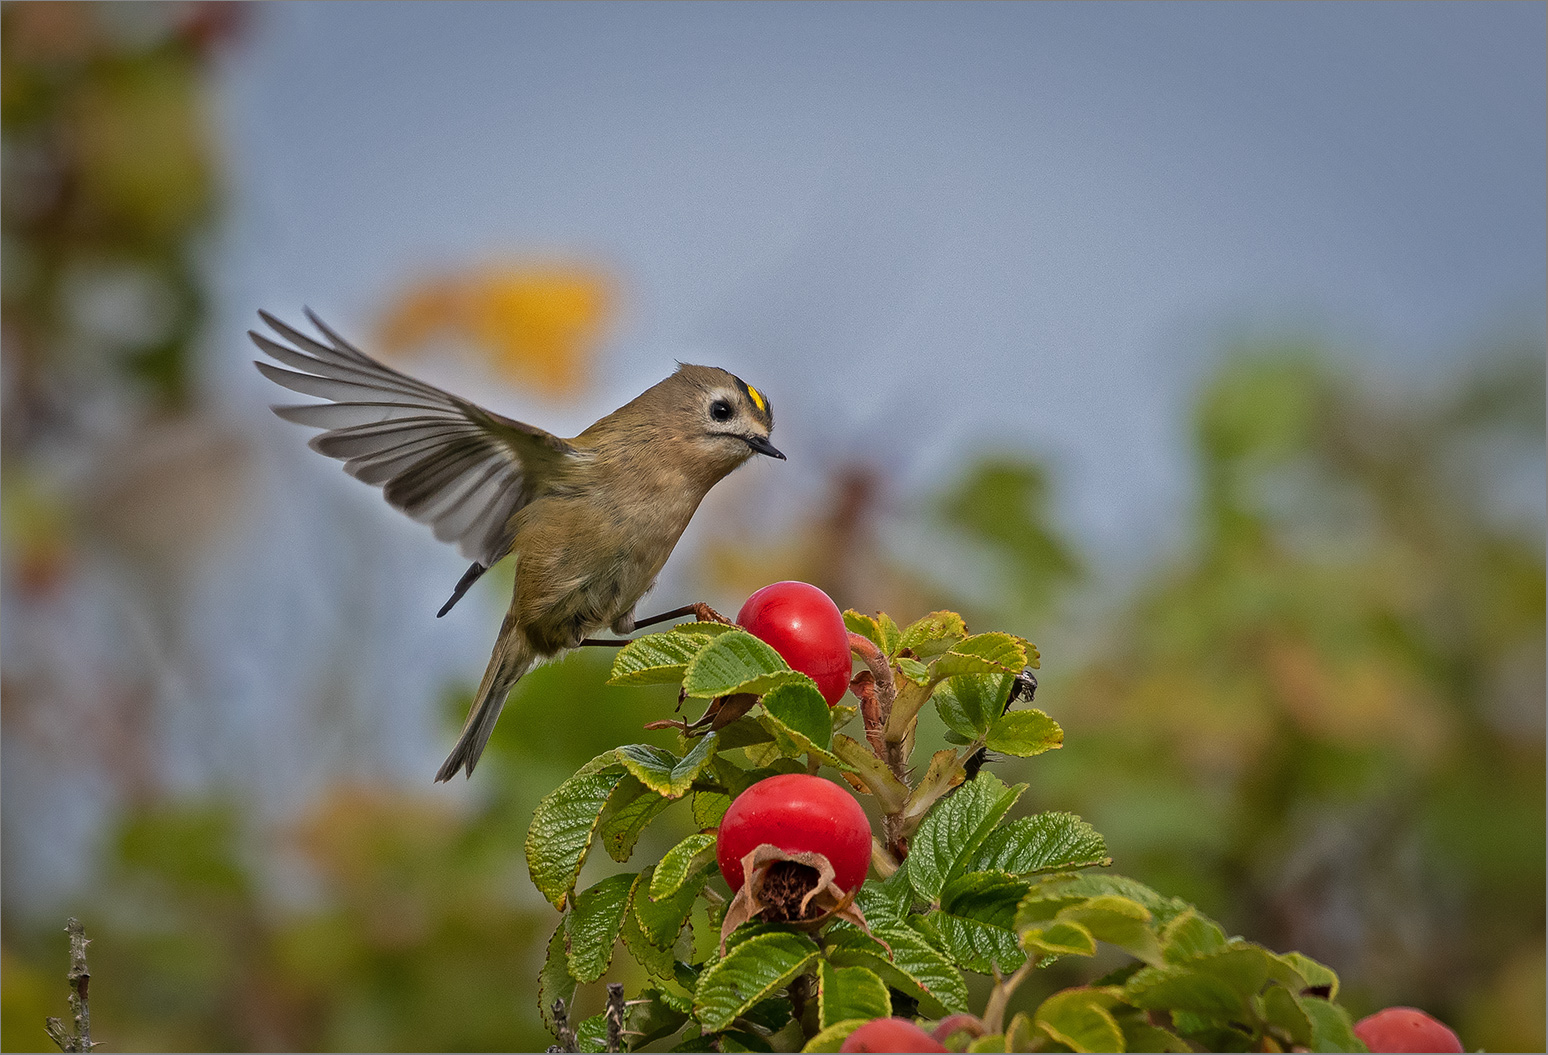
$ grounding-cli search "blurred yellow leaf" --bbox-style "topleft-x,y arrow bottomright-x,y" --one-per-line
379,264 -> 613,397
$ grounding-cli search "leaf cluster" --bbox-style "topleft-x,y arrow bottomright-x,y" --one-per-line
525,612 -> 1366,1052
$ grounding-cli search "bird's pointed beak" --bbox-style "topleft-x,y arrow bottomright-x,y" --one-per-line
744,434 -> 786,460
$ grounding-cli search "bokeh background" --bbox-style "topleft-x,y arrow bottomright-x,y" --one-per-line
2,2 -> 1543,1050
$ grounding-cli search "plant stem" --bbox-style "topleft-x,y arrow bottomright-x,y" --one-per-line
43,918 -> 91,1053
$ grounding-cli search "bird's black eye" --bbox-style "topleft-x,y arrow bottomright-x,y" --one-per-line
709,399 -> 734,422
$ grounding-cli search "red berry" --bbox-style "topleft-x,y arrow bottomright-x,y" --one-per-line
737,581 -> 852,705
841,1018 -> 948,1053
1353,1007 -> 1463,1053
716,773 -> 872,893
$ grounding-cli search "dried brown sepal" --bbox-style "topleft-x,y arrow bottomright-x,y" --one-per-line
718,843 -> 873,952
710,692 -> 760,730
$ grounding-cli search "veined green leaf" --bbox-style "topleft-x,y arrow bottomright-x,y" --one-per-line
694,931 -> 820,1032
824,925 -> 969,1016
617,732 -> 719,799
896,656 -> 930,683
1159,908 -> 1229,963
609,630 -> 713,685
1034,989 -> 1125,1054
693,788 -> 731,828
906,772 -> 1026,902
933,673 -> 1014,741
760,681 -> 837,761
842,610 -> 881,648
672,620 -> 743,636
715,717 -> 776,752
1023,918 -> 1098,958
651,832 -> 718,901
621,873 -> 679,979
525,750 -> 626,908
1300,995 -> 1362,1053
985,709 -> 1063,757
875,613 -> 903,655
574,1012 -> 608,1053
1263,985 -> 1313,1048
969,812 -> 1109,876
565,872 -> 635,982
598,775 -> 673,862
816,961 -> 891,1030
898,610 -> 968,659
537,922 -> 577,1032
683,630 -> 814,698
1278,951 -> 1340,1000
930,633 -> 1027,680
636,861 -> 707,948
1123,958 -> 1251,1020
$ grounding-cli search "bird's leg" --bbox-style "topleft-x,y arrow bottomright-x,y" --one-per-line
579,601 -> 735,647
630,602 -> 734,630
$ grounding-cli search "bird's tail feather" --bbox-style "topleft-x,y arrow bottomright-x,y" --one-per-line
435,626 -> 532,782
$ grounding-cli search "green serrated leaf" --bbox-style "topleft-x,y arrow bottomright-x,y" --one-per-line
694,931 -> 820,1032
652,832 -> 718,901
933,673 -> 1014,741
801,1018 -> 871,1053
984,709 -> 1063,757
896,656 -> 930,683
760,681 -> 836,756
1278,951 -> 1340,1000
1123,961 -> 1248,1019
816,962 -> 891,1030
928,908 -> 1026,974
525,750 -> 625,908
1034,989 -> 1125,1054
930,633 -> 1027,680
694,789 -> 731,828
1064,895 -> 1162,966
617,733 -> 719,799
538,921 -> 577,1032
621,874 -> 679,979
609,630 -> 713,685
907,773 -> 1026,902
1022,874 -> 1192,931
970,812 -> 1109,877
575,1012 -> 608,1053
876,613 -> 903,655
598,775 -> 673,863
636,861 -> 707,948
898,610 -> 968,658
715,717 -> 776,752
1119,1020 -> 1189,1052
824,925 -> 969,1016
682,630 -> 807,698
1263,985 -> 1313,1047
1159,908 -> 1229,963
565,872 -> 635,982
628,987 -> 692,1048
1023,918 -> 1098,958
842,610 -> 882,647
1300,995 -> 1364,1053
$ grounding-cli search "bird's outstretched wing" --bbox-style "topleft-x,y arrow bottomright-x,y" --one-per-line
252,309 -> 577,577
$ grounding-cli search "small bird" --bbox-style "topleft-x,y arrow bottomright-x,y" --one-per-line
251,310 -> 784,781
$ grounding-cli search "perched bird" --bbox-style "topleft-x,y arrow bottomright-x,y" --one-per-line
251,310 -> 784,781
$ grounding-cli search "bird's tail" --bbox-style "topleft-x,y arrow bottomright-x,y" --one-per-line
435,617 -> 533,782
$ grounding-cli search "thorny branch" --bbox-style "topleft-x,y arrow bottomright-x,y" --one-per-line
43,918 -> 93,1053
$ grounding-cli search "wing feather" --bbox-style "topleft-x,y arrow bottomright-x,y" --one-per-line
252,310 -> 578,565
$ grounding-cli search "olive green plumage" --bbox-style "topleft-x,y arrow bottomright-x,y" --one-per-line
252,310 -> 782,781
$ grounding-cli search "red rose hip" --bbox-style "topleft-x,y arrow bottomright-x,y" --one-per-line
1353,1007 -> 1463,1053
716,773 -> 872,893
737,581 -> 852,705
841,1018 -> 948,1053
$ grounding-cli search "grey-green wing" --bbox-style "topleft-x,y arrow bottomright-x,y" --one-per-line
252,309 -> 575,567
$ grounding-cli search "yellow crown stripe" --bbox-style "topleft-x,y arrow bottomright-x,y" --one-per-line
746,385 -> 767,414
